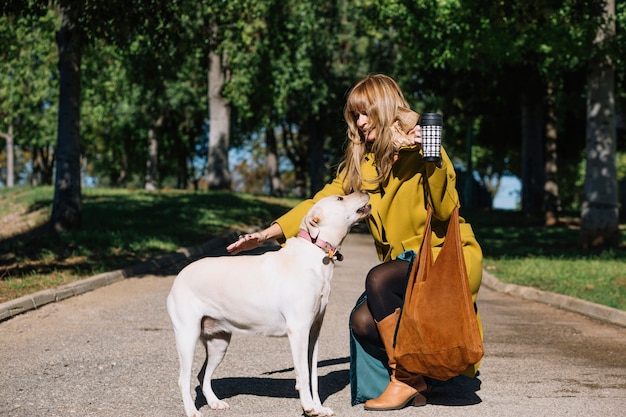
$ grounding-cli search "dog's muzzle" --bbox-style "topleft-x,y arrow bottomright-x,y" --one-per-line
357,204 -> 372,215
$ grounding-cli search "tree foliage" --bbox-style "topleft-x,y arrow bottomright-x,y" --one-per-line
1,0 -> 624,243
0,5 -> 59,186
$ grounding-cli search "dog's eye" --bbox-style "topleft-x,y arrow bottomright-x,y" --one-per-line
337,196 -> 344,201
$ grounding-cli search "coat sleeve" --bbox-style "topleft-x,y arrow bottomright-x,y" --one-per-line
424,147 -> 460,222
273,175 -> 347,241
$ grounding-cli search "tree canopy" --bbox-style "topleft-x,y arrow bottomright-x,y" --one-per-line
1,0 -> 624,244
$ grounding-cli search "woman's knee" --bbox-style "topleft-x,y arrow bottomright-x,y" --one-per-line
365,263 -> 393,296
365,260 -> 408,295
350,303 -> 379,344
364,261 -> 408,320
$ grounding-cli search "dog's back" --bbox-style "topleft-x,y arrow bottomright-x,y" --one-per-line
168,237 -> 333,338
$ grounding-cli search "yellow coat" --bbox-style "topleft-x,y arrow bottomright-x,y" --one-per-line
274,145 -> 483,376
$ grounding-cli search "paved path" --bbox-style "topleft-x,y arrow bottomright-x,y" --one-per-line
1,233 -> 625,417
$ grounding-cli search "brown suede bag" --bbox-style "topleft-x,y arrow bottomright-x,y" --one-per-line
394,205 -> 484,382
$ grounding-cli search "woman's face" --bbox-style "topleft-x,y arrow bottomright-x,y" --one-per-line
356,112 -> 377,142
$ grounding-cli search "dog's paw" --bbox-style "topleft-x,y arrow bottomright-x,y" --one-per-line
304,406 -> 334,417
183,405 -> 204,417
208,399 -> 230,410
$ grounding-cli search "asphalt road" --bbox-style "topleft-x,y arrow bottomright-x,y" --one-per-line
1,232 -> 625,417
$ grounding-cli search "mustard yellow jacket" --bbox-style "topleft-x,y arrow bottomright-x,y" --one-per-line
275,146 -> 482,288
274,146 -> 483,376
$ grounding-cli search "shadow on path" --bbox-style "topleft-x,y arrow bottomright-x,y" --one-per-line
193,356 -> 482,409
426,374 -> 483,406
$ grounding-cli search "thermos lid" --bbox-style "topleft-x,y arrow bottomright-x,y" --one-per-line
419,113 -> 443,126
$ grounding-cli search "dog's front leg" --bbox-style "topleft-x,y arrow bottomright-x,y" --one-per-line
308,323 -> 322,408
287,326 -> 317,415
288,325 -> 334,417
309,316 -> 334,416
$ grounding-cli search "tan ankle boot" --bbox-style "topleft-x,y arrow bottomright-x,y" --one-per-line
364,308 -> 428,411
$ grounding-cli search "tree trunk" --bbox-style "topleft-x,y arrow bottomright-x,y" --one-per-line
51,9 -> 82,232
520,93 -> 545,214
145,115 -> 163,191
544,82 -> 560,226
580,0 -> 619,248
308,114 -> 326,195
204,48 -> 231,190
293,164 -> 307,198
0,124 -> 14,187
282,122 -> 307,198
33,146 -> 54,185
118,151 -> 128,188
265,126 -> 282,196
176,136 -> 188,190
30,148 -> 41,186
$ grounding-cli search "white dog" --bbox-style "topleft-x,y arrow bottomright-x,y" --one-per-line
167,192 -> 371,417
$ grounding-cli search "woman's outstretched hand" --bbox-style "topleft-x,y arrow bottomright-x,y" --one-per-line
226,232 -> 267,255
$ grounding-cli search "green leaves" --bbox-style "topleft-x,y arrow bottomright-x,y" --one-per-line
1,0 -> 623,210
0,5 -> 59,149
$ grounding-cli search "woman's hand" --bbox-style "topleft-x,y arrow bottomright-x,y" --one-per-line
226,232 -> 267,255
390,123 -> 422,150
407,125 -> 422,146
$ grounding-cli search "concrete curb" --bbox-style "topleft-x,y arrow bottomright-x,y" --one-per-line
0,233 -> 237,322
481,269 -> 626,328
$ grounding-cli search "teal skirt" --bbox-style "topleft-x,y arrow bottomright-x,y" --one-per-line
349,292 -> 389,405
348,251 -> 416,405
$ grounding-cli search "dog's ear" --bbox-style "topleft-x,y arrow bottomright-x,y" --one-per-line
305,212 -> 321,240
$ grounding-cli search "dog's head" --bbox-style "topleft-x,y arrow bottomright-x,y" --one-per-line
302,191 -> 371,245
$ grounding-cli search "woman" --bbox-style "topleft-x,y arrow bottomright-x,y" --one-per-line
227,73 -> 483,410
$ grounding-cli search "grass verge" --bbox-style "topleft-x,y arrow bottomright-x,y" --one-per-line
0,186 -> 298,302
1,187 -> 625,311
467,209 -> 626,310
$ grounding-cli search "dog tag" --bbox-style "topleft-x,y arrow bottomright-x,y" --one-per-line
322,256 -> 331,265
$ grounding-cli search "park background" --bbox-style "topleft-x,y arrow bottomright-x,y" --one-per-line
1,1 -> 625,310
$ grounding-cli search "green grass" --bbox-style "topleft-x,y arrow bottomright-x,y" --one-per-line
0,186 -> 52,217
0,186 -> 298,302
1,187 -> 625,312
466,209 -> 626,310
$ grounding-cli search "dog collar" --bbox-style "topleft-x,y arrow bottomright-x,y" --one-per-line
297,229 -> 344,264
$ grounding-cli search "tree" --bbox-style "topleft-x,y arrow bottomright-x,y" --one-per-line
580,0 -> 619,248
184,1 -> 236,191
2,0 -> 623,214
50,5 -> 83,231
0,5 -> 59,187
265,126 -> 283,195
119,4 -> 188,191
0,125 -> 14,187
544,82 -> 560,226
204,45 -> 232,189
219,0 -> 353,197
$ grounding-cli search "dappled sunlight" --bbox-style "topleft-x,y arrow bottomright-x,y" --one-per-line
0,188 -> 297,301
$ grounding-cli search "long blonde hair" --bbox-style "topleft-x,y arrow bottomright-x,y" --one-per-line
338,74 -> 412,194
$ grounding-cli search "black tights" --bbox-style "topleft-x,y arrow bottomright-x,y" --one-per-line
350,259 -> 410,347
